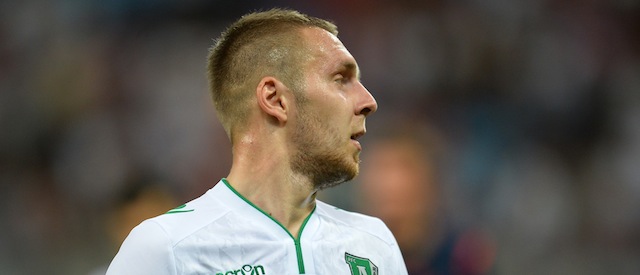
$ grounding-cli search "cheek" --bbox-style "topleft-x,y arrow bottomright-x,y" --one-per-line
313,83 -> 351,115
298,90 -> 352,145
297,110 -> 339,148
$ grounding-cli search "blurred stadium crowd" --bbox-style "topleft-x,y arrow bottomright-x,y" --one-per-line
1,0 -> 638,274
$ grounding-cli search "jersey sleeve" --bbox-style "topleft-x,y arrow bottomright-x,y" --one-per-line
390,240 -> 409,274
106,220 -> 176,275
377,219 -> 409,274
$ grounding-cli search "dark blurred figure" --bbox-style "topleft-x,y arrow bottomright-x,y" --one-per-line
89,173 -> 177,275
358,121 -> 495,275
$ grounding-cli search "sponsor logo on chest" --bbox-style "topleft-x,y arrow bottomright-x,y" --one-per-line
214,253 -> 378,275
216,264 -> 265,275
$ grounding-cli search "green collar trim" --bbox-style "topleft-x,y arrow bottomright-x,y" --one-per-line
221,178 -> 315,273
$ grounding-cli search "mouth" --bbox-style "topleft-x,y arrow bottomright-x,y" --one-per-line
350,131 -> 365,150
350,130 -> 365,141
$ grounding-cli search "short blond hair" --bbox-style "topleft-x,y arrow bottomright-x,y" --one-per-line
207,9 -> 338,141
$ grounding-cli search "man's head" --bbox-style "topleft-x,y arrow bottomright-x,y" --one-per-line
208,9 -> 377,189
207,9 -> 337,140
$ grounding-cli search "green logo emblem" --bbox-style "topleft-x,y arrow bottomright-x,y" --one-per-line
345,253 -> 378,275
165,204 -> 194,214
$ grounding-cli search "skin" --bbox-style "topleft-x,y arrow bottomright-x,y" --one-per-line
225,27 -> 377,237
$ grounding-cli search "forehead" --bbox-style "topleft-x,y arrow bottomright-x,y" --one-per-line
300,27 -> 359,73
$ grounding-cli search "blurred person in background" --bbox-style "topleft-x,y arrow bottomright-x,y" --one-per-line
89,173 -> 177,275
358,120 -> 495,275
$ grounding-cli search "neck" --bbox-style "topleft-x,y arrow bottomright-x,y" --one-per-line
225,134 -> 317,238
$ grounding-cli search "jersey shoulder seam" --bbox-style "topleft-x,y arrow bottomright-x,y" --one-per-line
144,219 -> 178,274
144,201 -> 233,248
172,209 -> 233,248
315,201 -> 396,246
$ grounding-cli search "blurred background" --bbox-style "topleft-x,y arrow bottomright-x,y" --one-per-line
1,0 -> 639,274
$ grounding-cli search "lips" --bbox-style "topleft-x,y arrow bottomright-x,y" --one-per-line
350,139 -> 362,150
350,130 -> 365,140
350,131 -> 365,150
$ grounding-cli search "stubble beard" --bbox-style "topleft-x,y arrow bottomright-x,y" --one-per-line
290,105 -> 359,191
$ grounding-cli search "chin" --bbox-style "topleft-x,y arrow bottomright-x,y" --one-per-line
292,143 -> 361,190
314,163 -> 358,191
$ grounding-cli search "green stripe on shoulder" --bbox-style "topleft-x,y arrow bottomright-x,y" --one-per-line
165,204 -> 194,214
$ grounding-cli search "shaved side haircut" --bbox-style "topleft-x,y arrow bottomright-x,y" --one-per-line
207,9 -> 338,142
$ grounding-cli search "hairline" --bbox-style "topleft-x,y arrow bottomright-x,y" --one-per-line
207,10 -> 338,143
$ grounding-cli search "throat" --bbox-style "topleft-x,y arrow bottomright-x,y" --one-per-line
226,177 -> 317,236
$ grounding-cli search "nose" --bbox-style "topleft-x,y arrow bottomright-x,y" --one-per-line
355,81 -> 378,116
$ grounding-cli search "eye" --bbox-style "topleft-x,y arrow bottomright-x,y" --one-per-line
334,73 -> 350,85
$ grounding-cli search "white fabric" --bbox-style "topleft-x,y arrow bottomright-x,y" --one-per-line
106,179 -> 407,275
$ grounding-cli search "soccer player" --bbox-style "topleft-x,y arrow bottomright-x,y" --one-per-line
106,8 -> 408,275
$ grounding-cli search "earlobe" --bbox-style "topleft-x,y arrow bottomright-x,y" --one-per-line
256,77 -> 288,124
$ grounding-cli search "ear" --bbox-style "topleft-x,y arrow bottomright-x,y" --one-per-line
256,77 -> 289,124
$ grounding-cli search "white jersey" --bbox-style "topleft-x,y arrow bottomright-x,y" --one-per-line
106,179 -> 407,275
